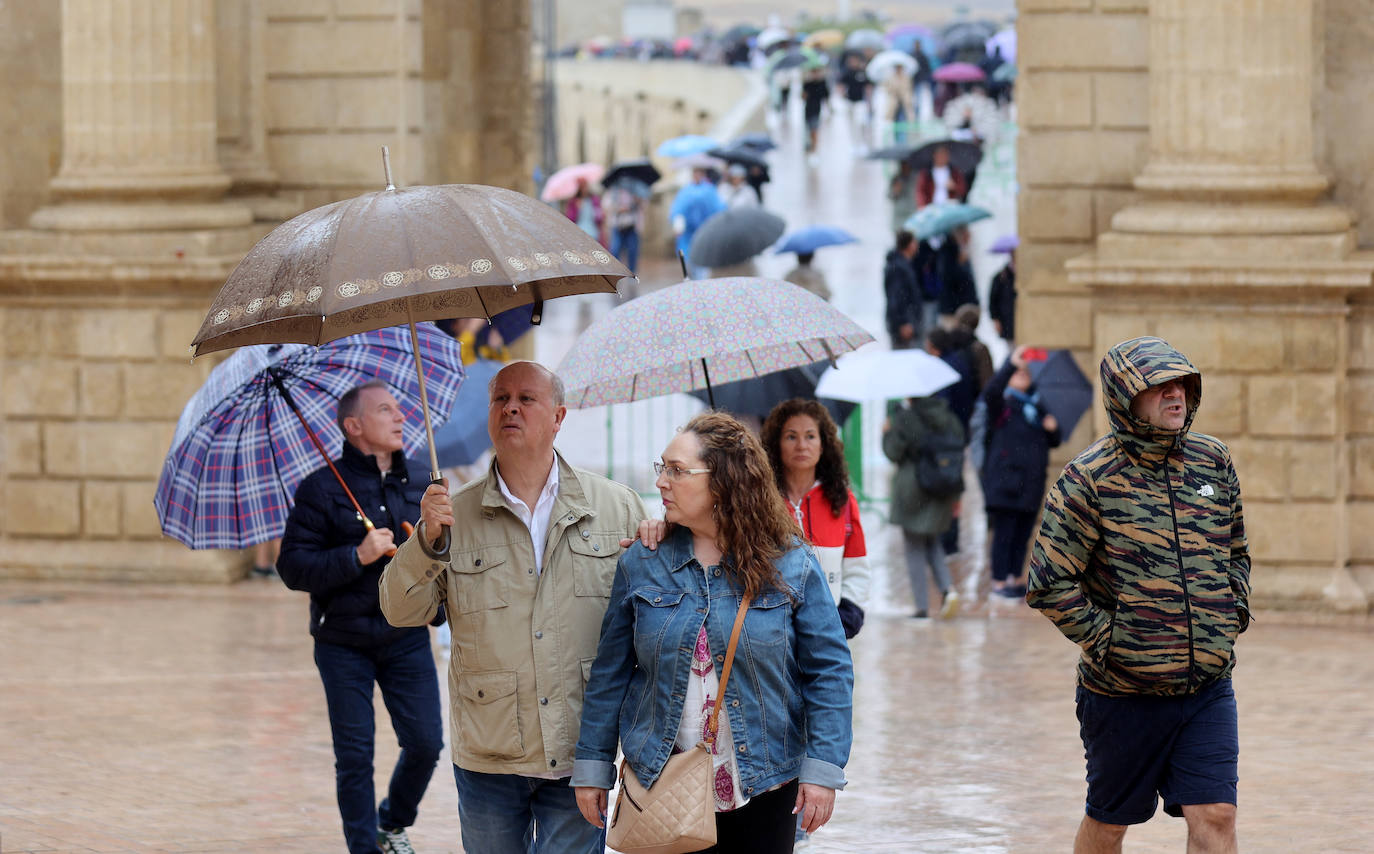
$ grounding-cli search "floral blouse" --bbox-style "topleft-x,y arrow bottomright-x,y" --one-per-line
675,623 -> 748,811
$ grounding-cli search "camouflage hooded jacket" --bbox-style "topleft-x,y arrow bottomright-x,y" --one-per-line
1027,337 -> 1250,697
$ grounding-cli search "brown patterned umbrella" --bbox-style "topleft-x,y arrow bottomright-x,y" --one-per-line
191,150 -> 633,482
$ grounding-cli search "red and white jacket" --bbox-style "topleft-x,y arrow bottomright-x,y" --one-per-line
788,482 -> 870,606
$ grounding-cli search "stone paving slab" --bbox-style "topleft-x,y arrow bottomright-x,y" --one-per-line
0,579 -> 1370,853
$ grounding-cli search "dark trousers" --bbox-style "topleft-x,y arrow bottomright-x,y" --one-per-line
314,630 -> 444,854
698,778 -> 800,854
987,507 -> 1039,582
610,226 -> 640,274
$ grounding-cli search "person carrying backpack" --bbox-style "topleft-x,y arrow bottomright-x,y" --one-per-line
982,346 -> 1062,598
883,395 -> 965,619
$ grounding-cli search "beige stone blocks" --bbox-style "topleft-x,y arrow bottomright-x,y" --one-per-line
1021,74 -> 1094,128
1020,294 -> 1094,349
1094,72 -> 1148,129
1231,438 -> 1337,501
43,422 -> 173,480
83,481 -> 123,537
1245,375 -> 1337,438
5,360 -> 78,417
80,364 -> 123,417
1019,130 -> 1147,187
1023,190 -> 1095,241
121,482 -> 163,539
5,481 -> 79,537
1194,373 -> 1244,435
1021,14 -> 1148,71
6,422 -> 42,476
1245,501 -> 1338,564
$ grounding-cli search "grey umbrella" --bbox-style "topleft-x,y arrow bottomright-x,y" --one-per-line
688,208 -> 786,268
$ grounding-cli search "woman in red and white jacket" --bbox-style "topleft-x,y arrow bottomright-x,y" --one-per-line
761,399 -> 870,639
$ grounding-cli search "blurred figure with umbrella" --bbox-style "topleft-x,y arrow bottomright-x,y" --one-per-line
719,163 -> 761,209
915,143 -> 970,208
880,64 -> 917,143
277,378 -> 447,854
884,229 -> 925,349
688,207 -> 786,277
837,50 -> 874,150
801,63 -> 831,156
563,178 -> 606,246
670,165 -> 727,279
602,164 -> 656,274
776,225 -> 857,302
989,235 -> 1019,342
980,346 -> 1062,599
888,159 -> 919,232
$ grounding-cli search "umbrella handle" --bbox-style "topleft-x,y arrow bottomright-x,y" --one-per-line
383,521 -> 416,558
405,302 -> 451,551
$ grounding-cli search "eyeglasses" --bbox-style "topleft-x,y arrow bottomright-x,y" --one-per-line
653,461 -> 711,481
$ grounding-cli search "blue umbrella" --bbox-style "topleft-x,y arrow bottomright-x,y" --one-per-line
433,358 -> 503,467
903,202 -> 992,241
775,226 -> 859,255
154,325 -> 466,550
656,135 -> 719,159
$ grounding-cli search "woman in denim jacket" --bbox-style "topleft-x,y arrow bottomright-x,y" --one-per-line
572,412 -> 855,852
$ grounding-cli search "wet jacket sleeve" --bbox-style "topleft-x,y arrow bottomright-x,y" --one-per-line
277,477 -> 368,595
571,555 -> 638,791
1026,461 -> 1113,660
377,522 -> 445,627
1226,456 -> 1252,631
794,552 -> 854,789
881,412 -> 915,463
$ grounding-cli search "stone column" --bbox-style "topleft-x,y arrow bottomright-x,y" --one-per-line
30,0 -> 252,232
1067,0 -> 1374,613
217,0 -> 277,194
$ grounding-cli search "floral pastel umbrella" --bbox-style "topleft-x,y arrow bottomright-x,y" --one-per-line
556,277 -> 874,408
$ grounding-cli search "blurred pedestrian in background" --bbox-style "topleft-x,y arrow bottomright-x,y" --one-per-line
882,65 -> 917,143
981,347 -> 1060,598
989,244 -> 1018,343
563,178 -> 605,246
915,144 -> 968,208
802,66 -> 831,156
783,252 -> 831,301
671,166 -> 727,279
720,163 -> 761,209
888,160 -> 918,232
884,230 -> 924,349
603,181 -> 645,274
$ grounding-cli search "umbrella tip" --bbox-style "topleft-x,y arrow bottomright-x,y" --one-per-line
381,145 -> 396,191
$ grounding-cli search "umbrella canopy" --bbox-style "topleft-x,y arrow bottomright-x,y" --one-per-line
720,24 -> 760,43
656,134 -> 718,159
909,138 -> 983,173
155,326 -> 465,550
993,62 -> 1018,83
990,234 -> 1020,253
687,361 -> 855,425
814,346 -> 961,403
539,162 -> 606,202
887,23 -> 933,40
986,27 -> 1016,64
768,47 -> 822,74
1028,350 -> 1094,439
191,183 -> 631,356
939,20 -> 997,56
845,29 -> 886,51
557,277 -> 874,408
803,29 -> 845,50
688,208 -> 786,268
865,144 -> 918,161
707,145 -> 768,170
674,152 -> 726,172
432,357 -> 503,468
603,159 -> 661,190
904,201 -> 992,240
731,132 -> 777,152
933,62 -> 987,83
866,49 -> 918,82
775,226 -> 858,255
609,177 -> 653,199
757,26 -> 792,51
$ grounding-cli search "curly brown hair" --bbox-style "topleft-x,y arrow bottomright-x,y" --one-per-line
760,399 -> 851,517
682,412 -> 799,598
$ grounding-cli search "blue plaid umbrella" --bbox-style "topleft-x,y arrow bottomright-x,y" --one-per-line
154,324 -> 465,550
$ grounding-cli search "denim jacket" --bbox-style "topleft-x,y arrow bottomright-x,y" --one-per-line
571,527 -> 854,797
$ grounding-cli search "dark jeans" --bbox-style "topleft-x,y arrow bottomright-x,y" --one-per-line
452,765 -> 604,854
698,779 -> 800,854
987,507 -> 1039,583
314,630 -> 444,854
610,226 -> 640,274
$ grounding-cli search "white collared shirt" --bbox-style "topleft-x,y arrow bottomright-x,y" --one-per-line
495,458 -> 561,575
932,165 -> 951,204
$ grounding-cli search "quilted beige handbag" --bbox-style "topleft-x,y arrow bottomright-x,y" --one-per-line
606,595 -> 752,854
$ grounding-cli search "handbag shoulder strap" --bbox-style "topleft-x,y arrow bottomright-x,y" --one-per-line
705,593 -> 753,746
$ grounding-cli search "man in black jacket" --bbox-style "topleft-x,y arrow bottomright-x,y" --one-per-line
278,380 -> 443,854
884,230 -> 923,349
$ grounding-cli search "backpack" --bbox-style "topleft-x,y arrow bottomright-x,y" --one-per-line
916,423 -> 966,498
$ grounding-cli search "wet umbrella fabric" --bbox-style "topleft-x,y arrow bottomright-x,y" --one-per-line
1028,350 -> 1094,439
688,208 -> 786,268
757,27 -> 792,51
904,201 -> 992,241
866,144 -> 918,161
432,357 -> 503,467
657,135 -> 719,159
687,361 -> 855,425
775,226 -> 858,255
539,162 -> 605,202
813,346 -> 961,402
155,325 -> 466,550
557,277 -> 874,408
845,29 -> 886,51
603,159 -> 661,190
933,62 -> 987,83
707,145 -> 768,170
866,50 -> 918,82
732,132 -> 777,151
909,139 -> 983,173
990,234 -> 1020,254
986,28 -> 1017,64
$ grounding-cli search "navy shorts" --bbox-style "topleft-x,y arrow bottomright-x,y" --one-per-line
1076,677 -> 1238,825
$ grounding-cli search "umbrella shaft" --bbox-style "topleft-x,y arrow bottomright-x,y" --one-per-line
405,301 -> 443,483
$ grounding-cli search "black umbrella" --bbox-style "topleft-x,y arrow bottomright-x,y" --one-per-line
688,208 -> 786,268
866,145 -> 918,161
688,361 -> 855,425
604,159 -> 661,189
732,132 -> 777,152
909,139 -> 983,173
1029,350 -> 1094,440
720,24 -> 761,44
707,145 -> 768,170
771,50 -> 809,72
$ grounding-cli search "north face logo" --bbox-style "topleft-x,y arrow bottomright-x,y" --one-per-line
1198,485 -> 1215,497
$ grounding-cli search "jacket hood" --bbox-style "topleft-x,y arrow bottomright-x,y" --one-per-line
1100,337 -> 1201,464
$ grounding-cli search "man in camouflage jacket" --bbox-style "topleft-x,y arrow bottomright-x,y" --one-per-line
1028,337 -> 1249,854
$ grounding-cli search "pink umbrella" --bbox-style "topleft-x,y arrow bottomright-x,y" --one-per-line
933,62 -> 987,83
540,162 -> 606,202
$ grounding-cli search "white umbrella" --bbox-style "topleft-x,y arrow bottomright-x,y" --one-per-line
813,346 -> 960,402
845,28 -> 886,52
866,49 -> 919,82
757,26 -> 792,51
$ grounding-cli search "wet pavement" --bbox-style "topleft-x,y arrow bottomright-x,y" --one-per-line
4,93 -> 1372,854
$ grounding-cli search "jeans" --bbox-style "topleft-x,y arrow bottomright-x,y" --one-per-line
987,508 -> 1039,583
610,226 -> 640,275
902,531 -> 952,615
314,630 -> 444,854
452,765 -> 605,854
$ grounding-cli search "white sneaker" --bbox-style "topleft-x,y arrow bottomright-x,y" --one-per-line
939,590 -> 960,619
378,827 -> 416,854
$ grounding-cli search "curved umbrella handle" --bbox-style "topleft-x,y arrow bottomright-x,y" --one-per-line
382,520 -> 416,558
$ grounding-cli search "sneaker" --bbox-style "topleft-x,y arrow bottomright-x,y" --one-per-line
999,584 -> 1027,599
939,590 -> 960,619
378,827 -> 416,854
911,610 -> 929,619
250,564 -> 277,579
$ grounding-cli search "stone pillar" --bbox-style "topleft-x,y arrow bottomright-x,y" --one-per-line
1067,0 -> 1374,612
30,0 -> 252,232
217,0 -> 278,195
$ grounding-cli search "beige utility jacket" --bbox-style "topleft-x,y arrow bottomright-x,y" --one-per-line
380,453 -> 646,776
